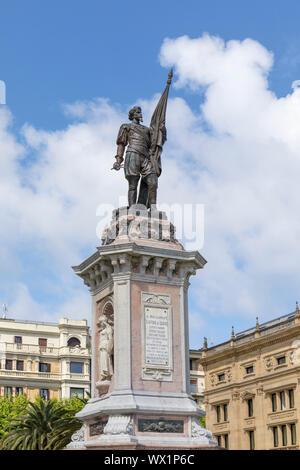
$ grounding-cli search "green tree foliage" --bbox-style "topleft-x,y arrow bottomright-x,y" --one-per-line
0,395 -> 85,450
0,394 -> 29,439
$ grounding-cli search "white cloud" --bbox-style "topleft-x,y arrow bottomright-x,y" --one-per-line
159,34 -> 300,331
1,34 -> 300,345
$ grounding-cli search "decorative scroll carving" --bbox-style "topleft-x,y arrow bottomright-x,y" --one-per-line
142,367 -> 172,381
143,293 -> 170,305
67,424 -> 87,449
191,418 -> 215,444
103,415 -> 134,436
241,391 -> 256,401
265,356 -> 274,371
138,418 -> 184,433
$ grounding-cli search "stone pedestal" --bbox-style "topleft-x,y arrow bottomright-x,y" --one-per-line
67,208 -> 218,450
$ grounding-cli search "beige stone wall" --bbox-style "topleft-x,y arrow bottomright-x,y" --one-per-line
200,315 -> 300,450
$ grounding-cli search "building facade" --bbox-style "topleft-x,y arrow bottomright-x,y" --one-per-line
189,349 -> 205,408
0,317 -> 91,400
199,304 -> 300,450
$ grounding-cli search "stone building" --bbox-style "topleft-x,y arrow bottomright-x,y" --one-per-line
199,303 -> 300,450
0,317 -> 91,400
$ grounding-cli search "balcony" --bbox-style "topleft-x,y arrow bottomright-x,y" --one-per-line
0,343 -> 90,357
0,370 -> 61,380
1,343 -> 59,355
267,408 -> 296,425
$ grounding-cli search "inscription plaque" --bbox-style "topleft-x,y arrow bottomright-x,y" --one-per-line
142,292 -> 173,381
145,307 -> 169,366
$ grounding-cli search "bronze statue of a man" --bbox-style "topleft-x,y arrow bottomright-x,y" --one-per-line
113,106 -> 159,208
112,70 -> 173,209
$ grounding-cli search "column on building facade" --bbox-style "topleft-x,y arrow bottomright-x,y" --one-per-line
255,384 -> 266,450
230,390 -> 242,450
292,381 -> 300,448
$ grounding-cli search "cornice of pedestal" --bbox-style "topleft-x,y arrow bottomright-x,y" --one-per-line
72,241 -> 206,294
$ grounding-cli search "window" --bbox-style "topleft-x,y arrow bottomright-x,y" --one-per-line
246,365 -> 254,374
288,389 -> 294,409
39,338 -> 47,352
216,405 -> 221,423
70,388 -> 84,398
280,391 -> 286,410
190,379 -> 197,393
14,336 -> 22,344
249,430 -> 255,450
290,423 -> 296,445
16,360 -> 24,371
39,363 -> 51,373
271,393 -> 277,412
190,360 -> 198,371
216,435 -> 222,447
224,434 -> 229,449
218,373 -> 225,382
223,404 -> 228,421
5,359 -> 12,370
15,387 -> 23,395
273,427 -> 278,448
67,337 -> 81,348
247,398 -> 253,417
4,387 -> 13,397
40,389 -> 49,400
70,362 -> 83,374
281,425 -> 287,446
277,356 -> 286,365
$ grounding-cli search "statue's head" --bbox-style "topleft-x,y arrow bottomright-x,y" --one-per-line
98,315 -> 108,328
128,106 -> 143,123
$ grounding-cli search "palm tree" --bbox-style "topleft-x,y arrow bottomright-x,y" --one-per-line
0,397 -> 82,450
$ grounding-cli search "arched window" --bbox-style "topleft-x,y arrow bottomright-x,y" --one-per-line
67,337 -> 81,347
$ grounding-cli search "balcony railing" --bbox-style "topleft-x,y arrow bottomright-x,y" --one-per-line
0,343 -> 89,356
0,370 -> 61,380
2,343 -> 59,354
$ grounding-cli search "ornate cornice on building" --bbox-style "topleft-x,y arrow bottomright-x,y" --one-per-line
200,321 -> 300,366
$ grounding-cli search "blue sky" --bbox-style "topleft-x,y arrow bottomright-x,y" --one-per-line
3,0 -> 300,129
1,1 -> 300,348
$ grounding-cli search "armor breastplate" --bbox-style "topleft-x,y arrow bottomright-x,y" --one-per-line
127,123 -> 151,157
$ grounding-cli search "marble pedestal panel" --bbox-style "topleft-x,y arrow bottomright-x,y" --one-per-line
68,211 -> 218,450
